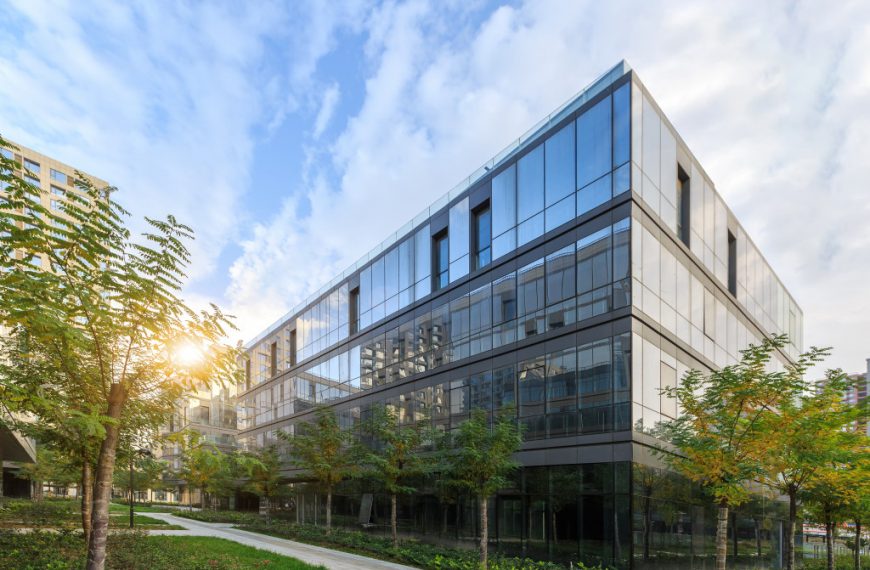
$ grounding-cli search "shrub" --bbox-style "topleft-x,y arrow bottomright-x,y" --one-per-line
803,554 -> 870,570
174,509 -> 261,524
236,519 -> 604,569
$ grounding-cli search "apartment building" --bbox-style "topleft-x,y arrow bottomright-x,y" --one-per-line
0,138 -> 109,497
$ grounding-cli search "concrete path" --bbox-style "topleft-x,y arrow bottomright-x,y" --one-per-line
146,512 -> 415,570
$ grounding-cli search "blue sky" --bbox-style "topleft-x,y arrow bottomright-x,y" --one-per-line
1,0 -> 869,375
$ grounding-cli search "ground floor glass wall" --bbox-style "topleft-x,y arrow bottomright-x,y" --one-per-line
287,462 -> 789,570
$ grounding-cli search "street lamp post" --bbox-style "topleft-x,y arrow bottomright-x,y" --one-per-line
129,448 -> 153,528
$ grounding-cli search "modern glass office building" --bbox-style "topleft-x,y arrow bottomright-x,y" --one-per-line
238,62 -> 803,568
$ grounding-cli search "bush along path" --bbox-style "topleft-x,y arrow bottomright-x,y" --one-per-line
170,511 -> 605,570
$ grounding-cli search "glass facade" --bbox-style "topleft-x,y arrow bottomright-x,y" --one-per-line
240,63 -> 802,568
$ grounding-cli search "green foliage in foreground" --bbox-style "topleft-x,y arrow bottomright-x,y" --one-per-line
802,554 -> 870,570
0,498 -> 178,528
237,519 -> 603,570
0,530 -> 326,570
174,509 -> 263,524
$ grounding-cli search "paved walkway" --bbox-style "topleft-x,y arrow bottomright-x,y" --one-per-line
146,512 -> 415,570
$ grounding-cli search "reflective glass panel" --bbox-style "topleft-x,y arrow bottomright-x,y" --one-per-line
517,144 -> 544,223
545,122 -> 575,207
577,96 -> 612,188
492,164 -> 516,237
612,83 -> 630,167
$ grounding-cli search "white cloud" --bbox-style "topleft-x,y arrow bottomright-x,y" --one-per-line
0,1 -> 292,284
313,83 -> 341,139
226,0 -> 870,375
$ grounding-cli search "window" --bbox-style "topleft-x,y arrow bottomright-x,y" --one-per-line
51,185 -> 65,197
518,355 -> 545,419
289,330 -> 297,366
492,271 -> 517,324
0,148 -> 11,160
546,245 -> 575,305
579,337 -> 612,433
24,174 -> 40,187
349,287 -> 360,334
545,122 -> 574,207
677,166 -> 690,246
517,258 -> 545,317
577,97 -> 612,188
728,231 -> 737,296
414,225 -> 431,299
24,158 -> 40,174
493,365 -> 516,409
449,197 -> 470,282
473,204 -> 491,270
517,145 -> 544,245
50,199 -> 62,211
612,83 -> 630,168
270,342 -> 278,377
491,165 -> 517,258
50,169 -> 67,184
547,348 -> 577,437
434,232 -> 449,290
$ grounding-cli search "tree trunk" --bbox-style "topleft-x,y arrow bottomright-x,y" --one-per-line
754,517 -> 762,558
81,461 -> 93,543
85,383 -> 125,570
552,509 -> 558,545
732,511 -> 738,557
643,494 -> 652,559
825,520 -> 834,570
326,488 -> 332,535
716,502 -> 729,570
855,520 -> 862,570
391,493 -> 398,549
786,490 -> 797,570
479,495 -> 489,570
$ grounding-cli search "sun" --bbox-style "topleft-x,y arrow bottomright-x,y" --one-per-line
173,341 -> 203,367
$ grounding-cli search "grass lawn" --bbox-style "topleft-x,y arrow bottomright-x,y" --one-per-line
109,502 -> 180,514
0,498 -> 184,530
0,530 -> 327,570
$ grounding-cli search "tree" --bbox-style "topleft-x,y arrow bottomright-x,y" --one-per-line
211,450 -> 260,509
359,404 -> 428,548
441,408 -> 523,569
0,136 -> 240,570
757,366 -> 864,570
657,336 -> 811,570
0,327 -> 108,541
18,447 -> 80,499
281,406 -> 356,533
112,449 -> 168,504
845,469 -> 870,570
245,445 -> 289,514
179,438 -> 225,510
802,461 -> 860,570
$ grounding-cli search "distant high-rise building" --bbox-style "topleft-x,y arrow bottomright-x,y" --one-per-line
0,137 -> 109,497
154,384 -> 239,505
817,359 -> 870,436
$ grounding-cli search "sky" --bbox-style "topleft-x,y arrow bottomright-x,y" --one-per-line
0,0 -> 868,375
